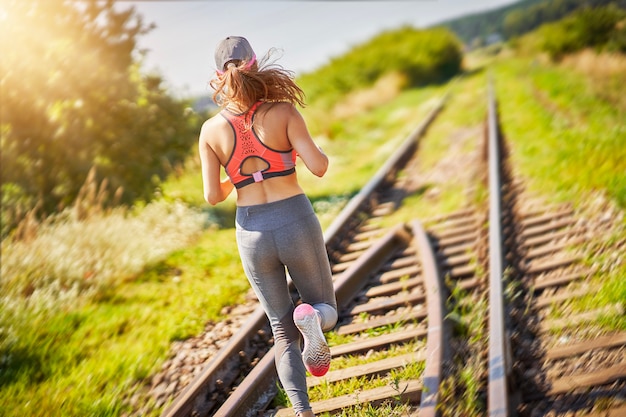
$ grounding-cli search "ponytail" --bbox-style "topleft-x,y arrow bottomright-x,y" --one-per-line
210,51 -> 305,110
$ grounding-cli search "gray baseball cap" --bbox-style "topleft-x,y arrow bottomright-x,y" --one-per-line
215,36 -> 256,73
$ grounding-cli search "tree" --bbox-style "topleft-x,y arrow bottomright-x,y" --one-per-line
0,0 -> 200,236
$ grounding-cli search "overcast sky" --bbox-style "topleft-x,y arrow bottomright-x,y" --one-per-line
120,0 -> 519,97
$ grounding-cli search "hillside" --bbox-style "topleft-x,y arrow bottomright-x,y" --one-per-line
1,5 -> 625,416
435,0 -> 626,46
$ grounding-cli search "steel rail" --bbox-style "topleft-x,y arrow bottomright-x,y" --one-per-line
411,220 -> 447,417
487,76 -> 511,416
161,94 -> 448,417
484,81 -> 626,414
323,93 -> 448,245
212,225 -> 413,416
160,307 -> 268,417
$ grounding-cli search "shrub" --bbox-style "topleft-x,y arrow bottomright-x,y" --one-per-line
537,6 -> 626,60
297,26 -> 462,110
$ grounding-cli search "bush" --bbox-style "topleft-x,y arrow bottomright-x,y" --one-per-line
537,6 -> 626,60
297,26 -> 462,109
0,1 -> 203,237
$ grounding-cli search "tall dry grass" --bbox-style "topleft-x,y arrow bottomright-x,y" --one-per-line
561,50 -> 626,109
0,165 -> 228,417
1,166 -> 206,313
303,71 -> 408,140
332,72 -> 408,119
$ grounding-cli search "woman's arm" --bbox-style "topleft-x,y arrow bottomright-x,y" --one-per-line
198,123 -> 234,205
286,105 -> 328,177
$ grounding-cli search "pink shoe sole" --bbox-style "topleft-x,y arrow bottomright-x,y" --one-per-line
293,303 -> 331,377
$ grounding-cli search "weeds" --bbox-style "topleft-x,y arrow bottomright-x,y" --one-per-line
1,200 -> 205,304
493,54 -> 625,330
0,196 -> 217,416
439,271 -> 488,416
2,45 -> 624,416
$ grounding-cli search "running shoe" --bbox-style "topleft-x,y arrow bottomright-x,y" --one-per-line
293,303 -> 331,377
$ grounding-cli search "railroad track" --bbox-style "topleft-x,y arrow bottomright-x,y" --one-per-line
156,78 -> 625,417
486,78 -> 626,417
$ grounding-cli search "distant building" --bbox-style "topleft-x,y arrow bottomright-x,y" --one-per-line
486,33 -> 503,45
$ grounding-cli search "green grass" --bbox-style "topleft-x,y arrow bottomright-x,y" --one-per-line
375,69 -> 488,228
491,53 -> 626,330
0,78 -> 445,416
271,330 -> 426,414
1,212 -> 247,416
437,273 -> 489,417
493,56 -> 626,208
547,232 -> 626,332
1,49 -> 625,416
318,401 -> 413,417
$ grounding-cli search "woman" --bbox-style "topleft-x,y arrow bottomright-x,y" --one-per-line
198,36 -> 338,417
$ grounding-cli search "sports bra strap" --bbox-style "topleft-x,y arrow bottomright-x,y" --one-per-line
221,102 -> 297,189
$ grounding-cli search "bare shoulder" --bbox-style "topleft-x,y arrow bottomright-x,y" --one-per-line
271,101 -> 296,111
202,112 -> 228,130
200,113 -> 229,141
263,101 -> 298,118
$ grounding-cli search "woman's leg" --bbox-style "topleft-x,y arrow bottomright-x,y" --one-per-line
274,206 -> 338,378
234,195 -> 337,414
275,209 -> 338,328
235,202 -> 312,414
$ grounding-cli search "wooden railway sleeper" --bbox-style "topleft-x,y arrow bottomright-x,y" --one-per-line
212,225 -> 414,416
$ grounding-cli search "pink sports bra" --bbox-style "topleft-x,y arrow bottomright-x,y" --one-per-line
221,102 -> 297,189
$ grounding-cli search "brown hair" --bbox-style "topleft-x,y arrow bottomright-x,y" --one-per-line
210,49 -> 305,111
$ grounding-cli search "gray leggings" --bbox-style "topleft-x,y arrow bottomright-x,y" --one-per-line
235,194 -> 337,413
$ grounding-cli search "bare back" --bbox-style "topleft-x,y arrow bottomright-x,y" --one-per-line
199,102 -> 328,206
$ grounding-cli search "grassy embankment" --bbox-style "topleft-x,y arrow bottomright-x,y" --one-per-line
304,48 -> 626,415
492,51 -> 626,330
0,67 -> 446,417
2,34 -> 625,417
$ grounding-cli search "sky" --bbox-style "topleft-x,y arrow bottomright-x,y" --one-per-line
119,0 -> 519,97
